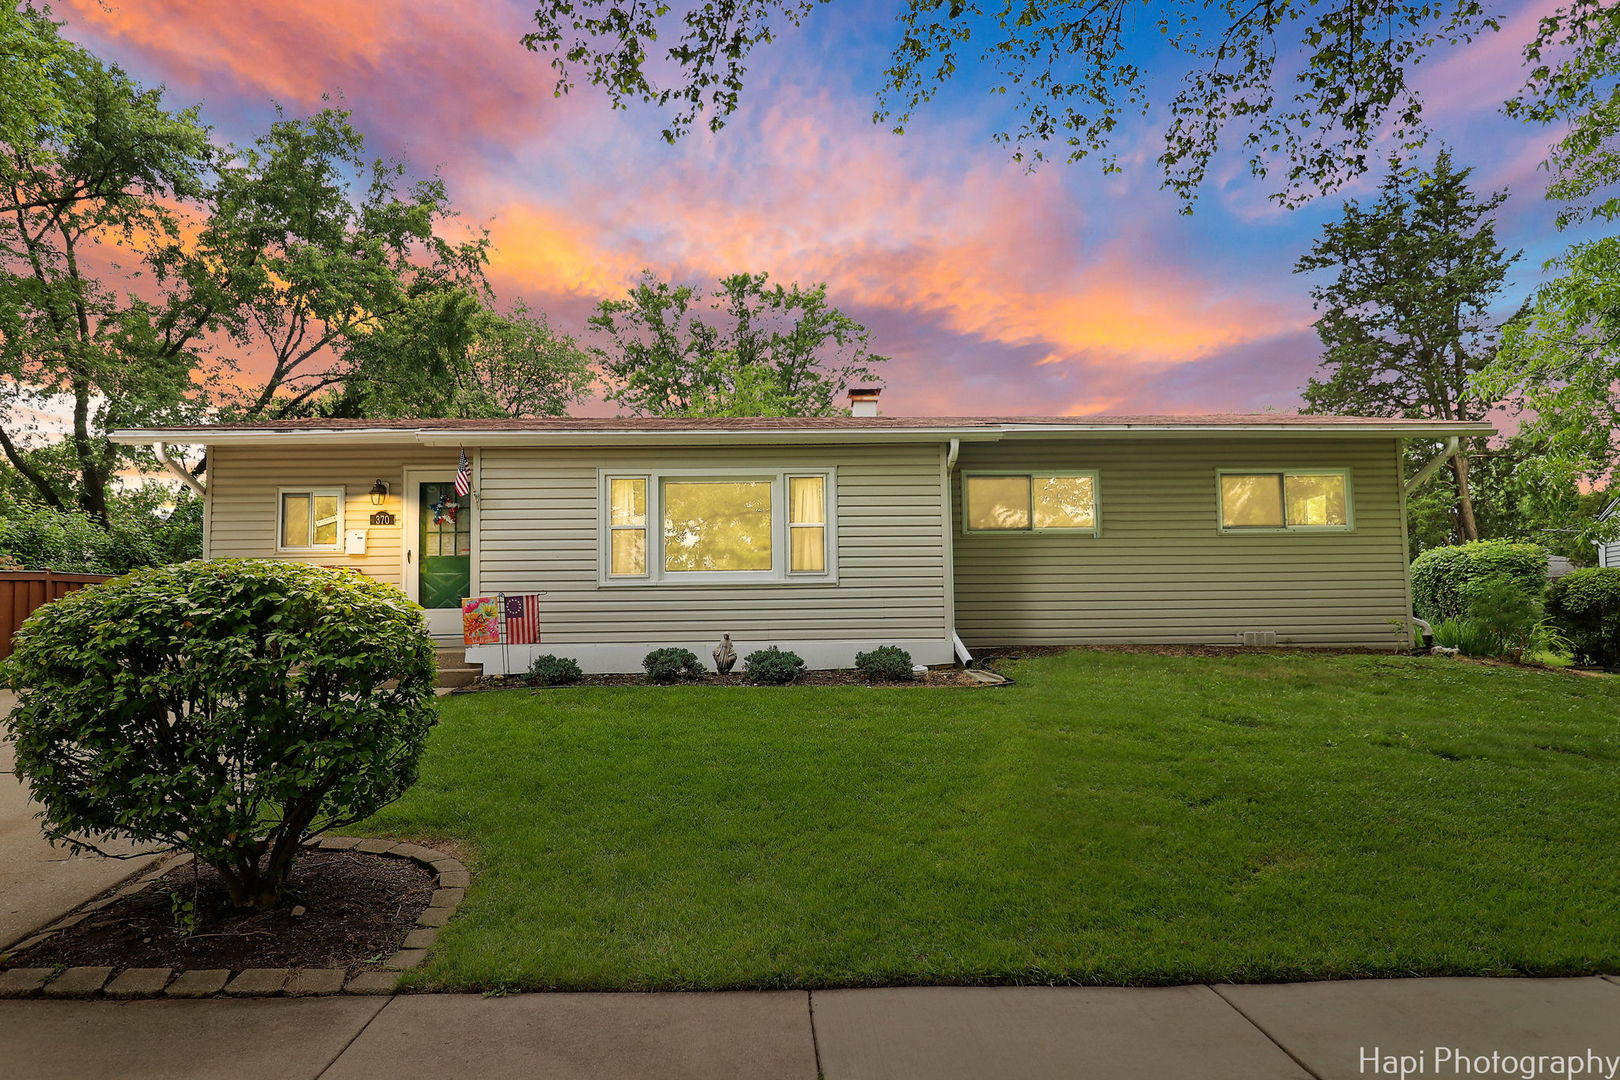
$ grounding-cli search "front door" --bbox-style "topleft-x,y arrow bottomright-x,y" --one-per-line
416,479 -> 472,618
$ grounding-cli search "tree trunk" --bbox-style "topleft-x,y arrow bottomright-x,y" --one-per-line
1451,450 -> 1479,542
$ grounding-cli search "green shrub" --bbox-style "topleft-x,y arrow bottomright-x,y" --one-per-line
528,654 -> 584,686
1430,617 -> 1500,658
643,647 -> 705,684
1461,576 -> 1544,660
1546,568 -> 1620,668
1410,540 -> 1549,621
855,645 -> 915,682
0,559 -> 437,911
0,493 -> 204,573
743,646 -> 806,685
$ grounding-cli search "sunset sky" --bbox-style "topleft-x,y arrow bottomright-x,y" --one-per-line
50,0 -> 1584,417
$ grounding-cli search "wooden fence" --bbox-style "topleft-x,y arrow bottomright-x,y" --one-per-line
0,571 -> 111,660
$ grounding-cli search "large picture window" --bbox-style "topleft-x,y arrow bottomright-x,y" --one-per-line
1218,469 -> 1351,531
278,488 -> 344,551
963,472 -> 1098,534
600,470 -> 835,584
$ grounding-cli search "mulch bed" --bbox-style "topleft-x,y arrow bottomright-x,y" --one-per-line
462,666 -> 987,692
15,850 -> 433,974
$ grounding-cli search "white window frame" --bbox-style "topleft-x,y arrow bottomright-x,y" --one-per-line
597,467 -> 838,586
1216,468 -> 1354,533
276,486 -> 346,552
960,470 -> 1101,536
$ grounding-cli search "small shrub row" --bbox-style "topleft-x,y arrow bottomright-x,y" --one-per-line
629,643 -> 918,684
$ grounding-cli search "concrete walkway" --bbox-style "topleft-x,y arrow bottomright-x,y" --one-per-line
2,977 -> 1618,1079
0,690 -> 161,947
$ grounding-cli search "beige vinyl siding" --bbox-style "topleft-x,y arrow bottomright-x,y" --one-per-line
953,436 -> 1411,649
477,444 -> 949,644
205,443 -> 451,588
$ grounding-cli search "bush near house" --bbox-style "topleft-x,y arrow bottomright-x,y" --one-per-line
529,654 -> 584,686
1,559 -> 437,912
1410,540 -> 1549,621
856,645 -> 915,682
643,647 -> 705,683
1546,568 -> 1620,668
743,646 -> 806,684
0,498 -> 203,573
1431,576 -> 1563,661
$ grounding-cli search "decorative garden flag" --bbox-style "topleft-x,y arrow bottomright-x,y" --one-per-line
453,449 -> 472,497
503,593 -> 542,645
461,596 -> 500,645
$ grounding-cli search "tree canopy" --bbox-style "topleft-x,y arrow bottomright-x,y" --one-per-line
588,271 -> 886,416
524,0 -> 1619,207
1296,152 -> 1515,541
0,6 -> 589,520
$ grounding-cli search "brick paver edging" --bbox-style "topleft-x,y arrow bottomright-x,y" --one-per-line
0,838 -> 466,1000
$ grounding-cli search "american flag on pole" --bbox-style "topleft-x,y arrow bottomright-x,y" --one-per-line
503,593 -> 541,645
453,449 -> 472,497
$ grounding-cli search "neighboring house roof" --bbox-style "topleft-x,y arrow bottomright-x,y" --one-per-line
1598,497 -> 1619,522
110,413 -> 1495,446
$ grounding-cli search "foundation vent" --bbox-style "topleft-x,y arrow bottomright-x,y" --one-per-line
1241,630 -> 1279,647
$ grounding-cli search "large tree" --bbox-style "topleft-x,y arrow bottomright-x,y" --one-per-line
1,8 -> 589,516
161,108 -> 492,422
1295,152 -> 1515,542
588,271 -> 886,416
0,6 -> 214,522
522,0 -> 1617,207
1478,6 -> 1620,547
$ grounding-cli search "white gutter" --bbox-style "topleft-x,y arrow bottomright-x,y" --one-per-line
1403,436 -> 1461,497
152,443 -> 206,497
107,421 -> 1497,448
945,437 -> 960,470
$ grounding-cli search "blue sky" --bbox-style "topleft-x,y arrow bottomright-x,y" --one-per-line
46,0 -> 1588,416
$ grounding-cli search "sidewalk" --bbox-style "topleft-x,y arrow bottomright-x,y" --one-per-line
0,690 -> 161,947
3,976 -> 1618,1080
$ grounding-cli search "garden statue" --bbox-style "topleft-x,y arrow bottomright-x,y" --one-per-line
713,634 -> 737,674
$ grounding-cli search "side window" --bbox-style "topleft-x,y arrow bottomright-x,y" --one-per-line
963,472 -> 1098,534
279,489 -> 343,550
1219,471 -> 1349,531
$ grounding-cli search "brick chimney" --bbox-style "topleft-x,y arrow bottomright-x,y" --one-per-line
848,387 -> 881,417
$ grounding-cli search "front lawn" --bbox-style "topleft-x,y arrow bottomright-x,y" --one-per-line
356,650 -> 1620,990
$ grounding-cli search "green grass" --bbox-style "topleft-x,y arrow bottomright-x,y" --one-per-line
355,651 -> 1620,991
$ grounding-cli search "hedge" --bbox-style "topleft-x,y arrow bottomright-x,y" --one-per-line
1546,568 -> 1620,668
1410,540 -> 1549,621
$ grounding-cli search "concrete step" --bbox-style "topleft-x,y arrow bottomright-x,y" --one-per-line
436,648 -> 481,689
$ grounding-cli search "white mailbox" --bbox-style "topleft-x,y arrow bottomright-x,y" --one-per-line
345,529 -> 368,555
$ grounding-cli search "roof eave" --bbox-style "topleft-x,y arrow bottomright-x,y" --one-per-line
107,420 -> 1497,447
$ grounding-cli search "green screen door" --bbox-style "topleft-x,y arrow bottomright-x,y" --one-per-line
419,481 -> 471,609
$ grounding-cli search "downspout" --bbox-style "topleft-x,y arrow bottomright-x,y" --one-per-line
1403,436 -> 1460,497
943,437 -> 973,665
1401,437 -> 1458,649
152,443 -> 206,498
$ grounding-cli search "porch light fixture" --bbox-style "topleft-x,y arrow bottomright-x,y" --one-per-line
369,479 -> 389,506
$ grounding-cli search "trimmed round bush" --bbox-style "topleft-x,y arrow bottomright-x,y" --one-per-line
855,645 -> 915,682
1,559 -> 437,911
1547,567 -> 1620,668
643,647 -> 704,684
528,653 -> 584,686
1410,540 -> 1549,621
743,646 -> 805,685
